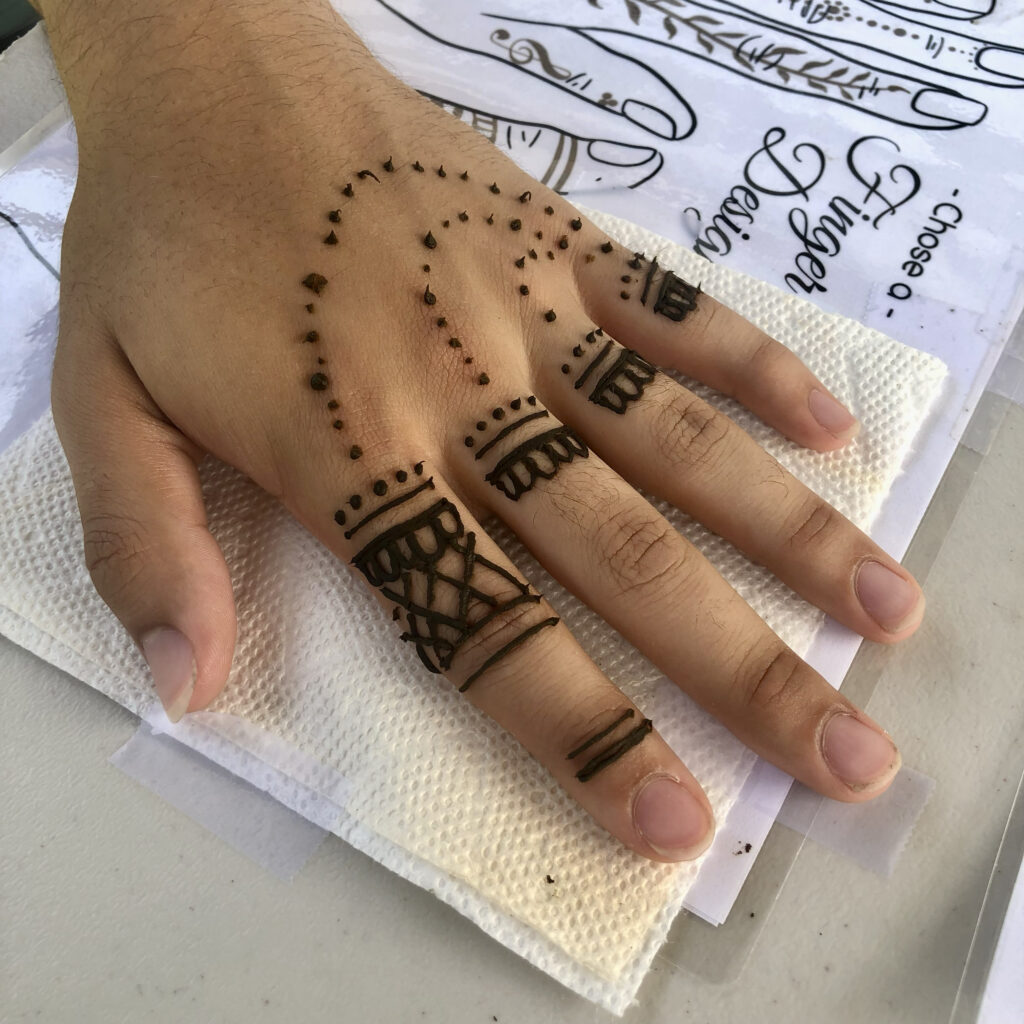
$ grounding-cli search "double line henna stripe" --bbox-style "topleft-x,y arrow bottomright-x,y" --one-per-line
342,478 -> 436,540
575,718 -> 653,782
458,616 -> 560,692
574,339 -> 614,391
566,709 -> 635,760
640,258 -> 659,306
473,410 -> 550,460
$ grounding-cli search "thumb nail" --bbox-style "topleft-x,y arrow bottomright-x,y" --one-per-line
586,139 -> 659,167
141,627 -> 196,723
911,89 -> 986,126
621,98 -> 679,139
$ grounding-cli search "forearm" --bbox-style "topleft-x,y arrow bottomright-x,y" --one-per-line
29,0 -> 381,152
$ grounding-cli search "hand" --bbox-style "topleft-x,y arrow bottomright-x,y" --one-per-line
44,0 -> 922,864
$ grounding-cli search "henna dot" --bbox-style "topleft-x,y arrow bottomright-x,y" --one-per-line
492,408 -> 505,420
349,445 -> 363,460
458,211 -> 469,222
305,303 -> 315,313
342,183 -> 354,197
442,220 -> 450,228
317,357 -> 326,365
561,364 -> 570,374
585,254 -> 595,263
572,345 -> 583,357
383,157 -> 394,172
357,169 -> 379,182
324,230 -> 339,245
586,331 -> 596,343
558,236 -> 569,249
742,232 -> 750,239
547,251 -> 555,260
478,373 -> 489,385
527,395 -> 537,405
448,337 -> 462,348
460,170 -> 469,181
310,372 -> 329,390
305,330 -> 319,343
414,462 -> 424,475
302,273 -> 328,294
424,231 -> 437,249
476,420 -> 487,431
600,241 -> 613,253
570,218 -> 582,231
349,494 -> 363,510
595,327 -> 605,335
328,210 -> 341,223
437,316 -> 447,327
423,263 -> 431,272
392,607 -> 401,621
486,213 -> 495,225
528,249 -> 538,260
333,419 -> 343,430
620,291 -> 631,300
535,231 -> 543,240
412,160 -> 424,172
396,470 -> 408,483
519,190 -> 532,203
519,284 -> 531,296
373,480 -> 388,496
464,436 -> 474,447
544,205 -> 554,215
628,257 -> 643,270
327,399 -> 339,410
424,285 -> 437,305
464,356 -> 473,364
334,510 -> 347,526
510,218 -> 522,231
514,256 -> 526,268
437,165 -> 446,177
545,309 -> 557,322
621,275 -> 632,283
489,183 -> 501,194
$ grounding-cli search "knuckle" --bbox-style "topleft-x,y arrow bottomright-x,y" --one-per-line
81,511 -> 153,598
785,497 -> 842,553
733,641 -> 806,714
596,502 -> 692,600
654,391 -> 733,472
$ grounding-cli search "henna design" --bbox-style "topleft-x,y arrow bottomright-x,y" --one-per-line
383,157 -> 395,172
341,477 -> 437,540
357,169 -> 380,182
474,409 -> 551,459
437,165 -> 447,177
325,230 -> 339,245
351,496 -> 557,684
639,258 -> 701,321
302,273 -> 327,294
568,709 -> 654,783
328,210 -> 341,223
484,425 -> 590,501
574,339 -> 615,390
342,183 -> 354,197
412,161 -> 425,172
310,372 -> 329,391
544,309 -> 557,322
424,285 -> 437,305
587,349 -> 658,413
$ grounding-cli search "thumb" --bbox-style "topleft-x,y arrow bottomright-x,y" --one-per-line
52,325 -> 236,723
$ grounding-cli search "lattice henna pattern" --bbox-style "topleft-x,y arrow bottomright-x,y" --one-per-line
588,348 -> 658,414
350,495 -> 558,687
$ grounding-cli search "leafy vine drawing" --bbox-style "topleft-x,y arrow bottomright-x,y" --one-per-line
587,0 -> 909,99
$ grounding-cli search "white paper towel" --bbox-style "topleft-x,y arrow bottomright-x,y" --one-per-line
0,210 -> 947,1014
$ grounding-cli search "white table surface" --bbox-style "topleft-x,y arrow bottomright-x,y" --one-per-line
2,24 -> 1022,1024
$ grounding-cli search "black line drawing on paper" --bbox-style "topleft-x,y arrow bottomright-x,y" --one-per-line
0,211 -> 60,280
376,0 -> 1023,155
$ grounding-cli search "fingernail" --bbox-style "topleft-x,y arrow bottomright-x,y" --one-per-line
621,99 -> 679,139
141,627 -> 196,724
822,714 -> 901,792
633,775 -> 713,858
912,89 -> 987,126
586,139 -> 658,167
855,560 -> 923,633
808,388 -> 859,440
976,46 -> 1024,80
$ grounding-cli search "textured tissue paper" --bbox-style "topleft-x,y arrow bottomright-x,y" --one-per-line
0,210 -> 947,1014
